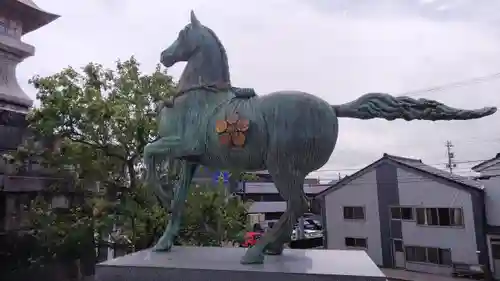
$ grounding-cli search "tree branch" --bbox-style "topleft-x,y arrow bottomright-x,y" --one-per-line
127,159 -> 137,190
68,136 -> 126,161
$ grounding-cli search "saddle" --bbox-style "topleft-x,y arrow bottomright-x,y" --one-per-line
159,86 -> 257,111
232,87 -> 257,99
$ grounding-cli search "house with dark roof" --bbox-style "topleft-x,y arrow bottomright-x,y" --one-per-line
472,153 -> 500,280
234,171 -> 329,227
472,153 -> 500,178
316,153 -> 489,278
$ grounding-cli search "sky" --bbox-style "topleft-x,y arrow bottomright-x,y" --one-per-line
16,0 -> 500,181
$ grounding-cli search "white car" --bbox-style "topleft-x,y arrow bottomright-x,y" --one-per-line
291,229 -> 323,240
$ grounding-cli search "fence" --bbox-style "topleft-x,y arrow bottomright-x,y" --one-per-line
95,240 -> 134,263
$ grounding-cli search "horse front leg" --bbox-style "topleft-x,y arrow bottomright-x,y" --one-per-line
144,139 -> 176,206
153,160 -> 198,252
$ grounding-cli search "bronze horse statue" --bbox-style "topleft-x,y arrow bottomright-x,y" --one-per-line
144,11 -> 497,264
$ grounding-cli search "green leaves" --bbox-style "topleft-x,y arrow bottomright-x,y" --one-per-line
19,56 -> 248,265
177,183 -> 248,247
28,57 -> 175,171
26,196 -> 94,263
17,57 -> 177,260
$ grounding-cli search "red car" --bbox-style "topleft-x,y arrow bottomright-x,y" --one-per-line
241,232 -> 262,247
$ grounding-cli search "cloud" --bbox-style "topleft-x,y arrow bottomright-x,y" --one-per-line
16,0 -> 500,179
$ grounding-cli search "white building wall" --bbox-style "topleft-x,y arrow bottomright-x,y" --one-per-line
324,170 -> 383,265
397,168 -> 479,274
247,201 -> 287,213
479,163 -> 500,227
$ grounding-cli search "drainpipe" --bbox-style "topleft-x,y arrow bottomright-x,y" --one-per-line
319,196 -> 328,248
480,192 -> 493,281
242,181 -> 246,201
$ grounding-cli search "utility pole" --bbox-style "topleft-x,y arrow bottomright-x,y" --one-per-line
445,141 -> 457,174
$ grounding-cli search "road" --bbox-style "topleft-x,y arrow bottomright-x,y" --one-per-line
383,269 -> 478,281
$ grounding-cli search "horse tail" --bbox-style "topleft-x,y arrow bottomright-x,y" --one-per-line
331,93 -> 497,121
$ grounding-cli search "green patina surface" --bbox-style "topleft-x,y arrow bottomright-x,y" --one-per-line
143,11 -> 497,264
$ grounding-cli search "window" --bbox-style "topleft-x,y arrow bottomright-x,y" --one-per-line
345,237 -> 367,248
492,244 -> 500,260
415,208 -> 463,226
244,193 -> 283,202
427,247 -> 439,264
9,20 -> 21,37
393,239 -> 403,252
244,194 -> 263,201
391,207 -> 413,220
261,194 -> 283,201
405,246 -> 452,265
0,18 -> 17,38
265,212 -> 282,221
343,206 -> 365,220
51,195 -> 69,209
0,17 -> 7,35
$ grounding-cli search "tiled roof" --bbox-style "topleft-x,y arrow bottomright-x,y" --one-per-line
238,182 -> 331,194
4,0 -> 60,34
384,153 -> 483,190
471,153 -> 500,171
247,201 -> 287,213
317,153 -> 484,197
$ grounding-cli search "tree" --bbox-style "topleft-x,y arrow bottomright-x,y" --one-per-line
21,57 -> 176,253
177,183 -> 250,247
17,56 -> 250,264
28,56 -> 174,186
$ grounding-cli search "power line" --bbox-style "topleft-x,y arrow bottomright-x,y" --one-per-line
312,158 -> 494,174
398,71 -> 500,97
245,174 -> 500,189
311,72 -> 500,176
312,169 -> 500,183
310,175 -> 500,186
315,165 -> 500,179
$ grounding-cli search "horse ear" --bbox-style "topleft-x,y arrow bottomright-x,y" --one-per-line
190,10 -> 201,27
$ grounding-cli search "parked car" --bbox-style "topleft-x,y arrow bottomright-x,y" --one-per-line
240,232 -> 263,248
291,229 -> 323,240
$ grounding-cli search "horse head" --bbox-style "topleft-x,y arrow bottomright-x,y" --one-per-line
160,11 -> 230,90
160,11 -> 204,67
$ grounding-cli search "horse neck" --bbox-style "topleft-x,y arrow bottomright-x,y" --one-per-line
177,47 -> 230,92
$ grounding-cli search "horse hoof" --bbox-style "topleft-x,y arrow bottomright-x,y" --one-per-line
264,242 -> 284,255
240,252 -> 265,264
264,248 -> 283,255
152,239 -> 173,252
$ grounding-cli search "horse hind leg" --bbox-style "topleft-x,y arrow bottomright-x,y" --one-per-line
265,175 -> 308,255
240,173 -> 308,264
144,141 -> 172,205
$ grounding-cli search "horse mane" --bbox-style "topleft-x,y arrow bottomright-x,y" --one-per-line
203,26 -> 231,85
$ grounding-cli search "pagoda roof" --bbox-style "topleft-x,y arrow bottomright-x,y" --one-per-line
2,0 -> 59,35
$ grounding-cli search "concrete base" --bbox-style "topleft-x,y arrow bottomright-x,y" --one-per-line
95,246 -> 387,281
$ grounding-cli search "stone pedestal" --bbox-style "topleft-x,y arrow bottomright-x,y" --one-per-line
95,246 -> 387,281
